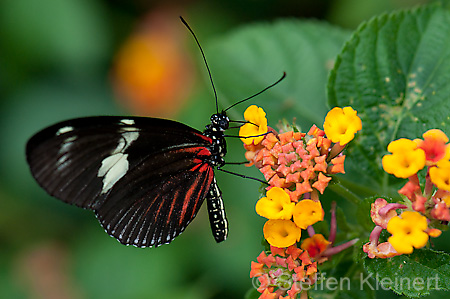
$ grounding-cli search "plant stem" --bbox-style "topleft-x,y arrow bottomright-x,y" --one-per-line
329,183 -> 361,205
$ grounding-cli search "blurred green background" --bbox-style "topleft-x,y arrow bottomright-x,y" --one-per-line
0,0 -> 439,298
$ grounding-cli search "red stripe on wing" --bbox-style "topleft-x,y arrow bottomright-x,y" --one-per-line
171,146 -> 211,155
178,165 -> 213,227
193,132 -> 213,144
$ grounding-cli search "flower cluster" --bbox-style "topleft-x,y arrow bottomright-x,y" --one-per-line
242,106 -> 361,298
364,129 -> 450,258
256,187 -> 324,248
250,245 -> 318,298
243,106 -> 361,248
244,126 -> 345,202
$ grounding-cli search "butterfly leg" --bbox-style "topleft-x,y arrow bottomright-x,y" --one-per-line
206,178 -> 228,243
217,167 -> 268,185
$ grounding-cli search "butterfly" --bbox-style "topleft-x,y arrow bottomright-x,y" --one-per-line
26,17 -> 285,248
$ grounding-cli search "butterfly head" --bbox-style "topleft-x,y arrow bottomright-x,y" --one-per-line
210,112 -> 229,131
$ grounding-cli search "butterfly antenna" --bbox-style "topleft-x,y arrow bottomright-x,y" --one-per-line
224,72 -> 286,112
180,16 -> 219,114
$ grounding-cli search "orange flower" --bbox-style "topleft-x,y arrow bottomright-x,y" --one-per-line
259,289 -> 277,299
311,173 -> 332,194
250,245 -> 316,298
113,11 -> 194,117
416,129 -> 450,165
244,126 -> 345,202
250,261 -> 265,277
301,234 -> 331,258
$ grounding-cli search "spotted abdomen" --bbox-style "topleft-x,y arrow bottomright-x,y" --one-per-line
206,178 -> 228,242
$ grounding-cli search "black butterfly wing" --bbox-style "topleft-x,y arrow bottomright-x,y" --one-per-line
26,116 -> 215,247
96,142 -> 215,247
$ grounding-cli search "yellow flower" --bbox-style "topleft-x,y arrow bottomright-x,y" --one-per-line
323,107 -> 362,145
256,187 -> 295,220
239,105 -> 268,145
263,219 -> 301,248
430,160 -> 450,191
423,129 -> 449,142
387,211 -> 428,254
382,138 -> 426,178
442,192 -> 450,207
292,200 -> 324,229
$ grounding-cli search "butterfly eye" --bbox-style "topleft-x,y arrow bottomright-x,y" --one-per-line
219,117 -> 230,130
210,113 -> 229,130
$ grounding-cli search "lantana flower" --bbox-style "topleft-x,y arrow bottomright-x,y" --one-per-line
244,126 -> 345,203
292,200 -> 324,229
382,138 -> 426,178
387,211 -> 429,254
255,187 -> 300,248
256,187 -> 295,220
239,105 -> 268,145
364,199 -> 407,259
429,160 -> 450,191
244,105 -> 361,295
243,106 -> 361,249
366,129 -> 450,258
301,234 -> 331,259
363,234 -> 400,259
323,106 -> 362,145
415,129 -> 450,165
255,185 -> 325,248
250,245 -> 317,298
365,196 -> 443,259
369,198 -> 401,229
263,220 -> 302,248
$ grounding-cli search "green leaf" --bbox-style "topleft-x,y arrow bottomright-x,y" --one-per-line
207,20 -> 350,128
363,249 -> 450,297
328,4 -> 450,195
